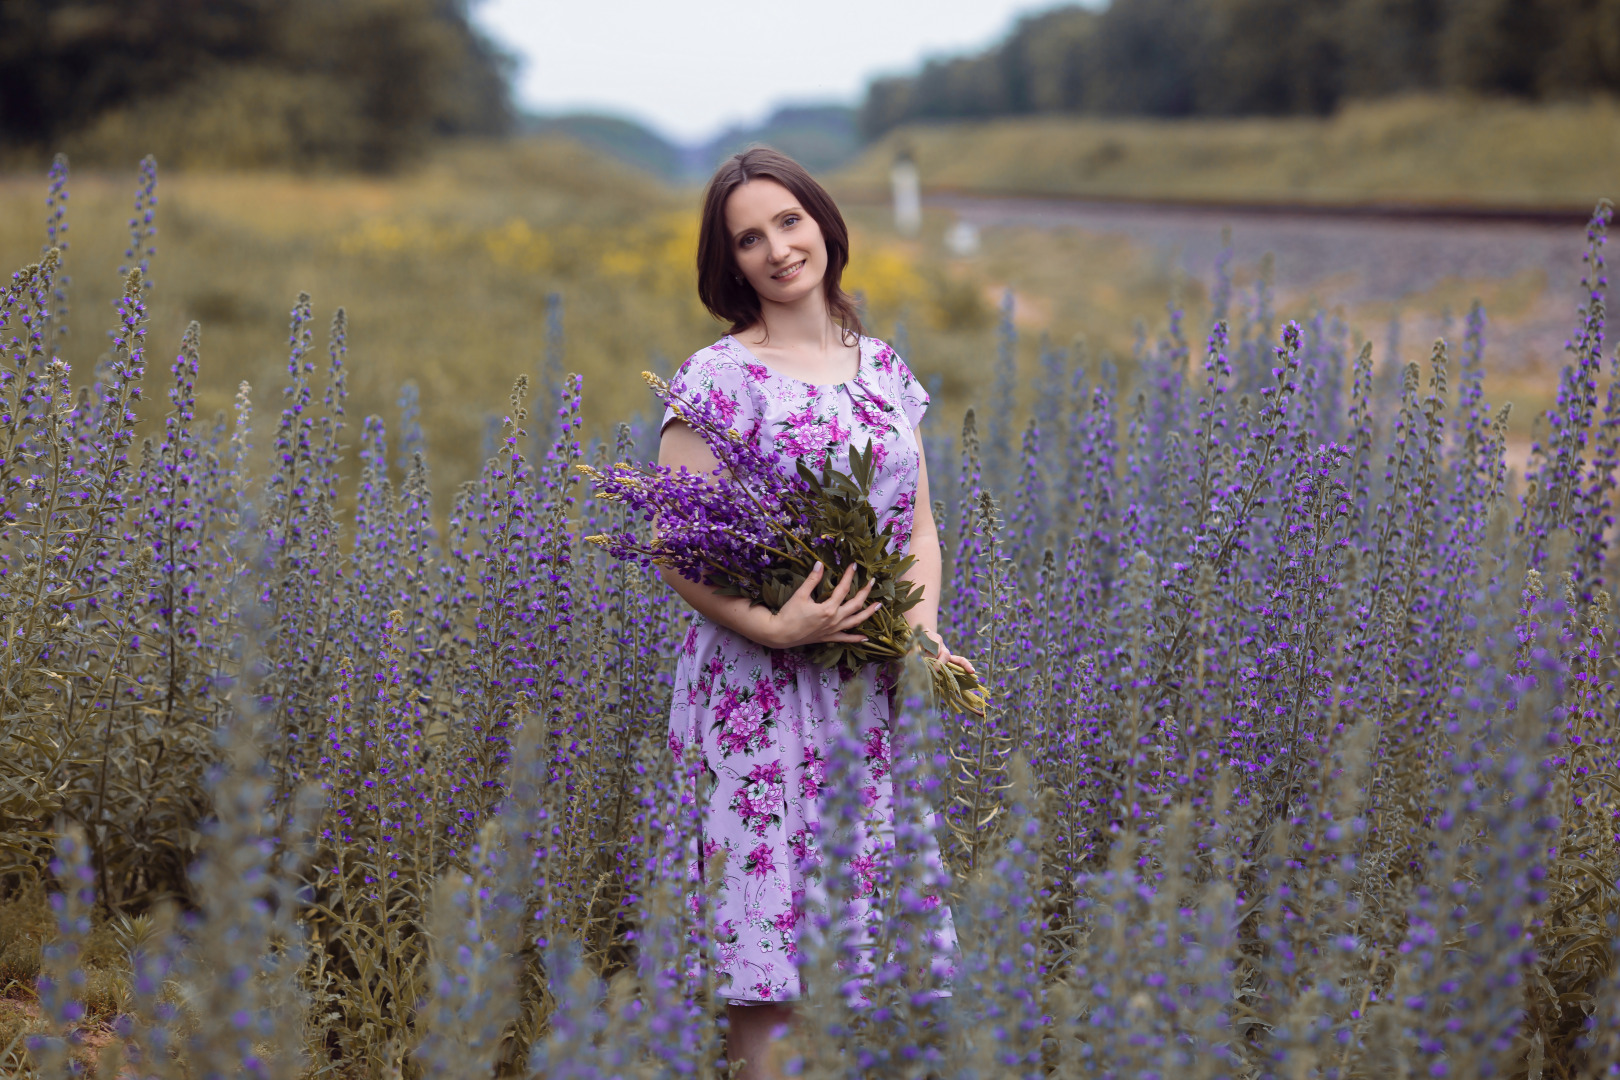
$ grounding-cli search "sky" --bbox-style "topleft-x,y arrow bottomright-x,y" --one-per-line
473,0 -> 1099,144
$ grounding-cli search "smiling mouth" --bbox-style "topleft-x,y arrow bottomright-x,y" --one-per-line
771,260 -> 805,281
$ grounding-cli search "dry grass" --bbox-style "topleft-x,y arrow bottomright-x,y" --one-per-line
0,120 -> 1583,491
833,95 -> 1620,211
0,137 -> 709,491
0,138 -> 1033,490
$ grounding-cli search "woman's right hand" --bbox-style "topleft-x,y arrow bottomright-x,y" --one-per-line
763,562 -> 881,650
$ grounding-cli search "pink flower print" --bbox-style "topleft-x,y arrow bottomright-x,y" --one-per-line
681,623 -> 700,657
788,828 -> 818,865
693,388 -> 737,427
714,688 -> 772,757
731,760 -> 786,837
799,746 -> 826,800
855,378 -> 894,415
888,490 -> 916,550
849,853 -> 879,899
746,363 -> 770,382
752,980 -> 776,999
861,784 -> 880,808
773,908 -> 798,934
744,842 -> 776,880
697,653 -> 724,696
778,403 -> 851,461
753,675 -> 781,714
863,726 -> 891,781
872,342 -> 895,373
668,731 -> 684,758
851,395 -> 889,429
772,649 -> 807,679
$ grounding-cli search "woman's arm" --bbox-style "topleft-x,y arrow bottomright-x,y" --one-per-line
902,432 -> 976,674
658,419 -> 883,650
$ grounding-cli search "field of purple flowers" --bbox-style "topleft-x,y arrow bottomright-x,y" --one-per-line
0,157 -> 1617,1078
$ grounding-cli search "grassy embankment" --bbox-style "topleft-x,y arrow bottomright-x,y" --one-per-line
834,95 -> 1620,210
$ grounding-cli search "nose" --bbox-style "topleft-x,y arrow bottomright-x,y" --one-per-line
769,234 -> 795,264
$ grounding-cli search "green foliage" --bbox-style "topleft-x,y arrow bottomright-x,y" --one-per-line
837,94 -> 1620,211
0,0 -> 512,170
859,0 -> 1620,137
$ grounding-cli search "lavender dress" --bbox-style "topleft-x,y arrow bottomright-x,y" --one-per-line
663,333 -> 956,1003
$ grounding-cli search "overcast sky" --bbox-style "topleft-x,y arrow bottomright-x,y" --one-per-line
474,0 -> 1099,144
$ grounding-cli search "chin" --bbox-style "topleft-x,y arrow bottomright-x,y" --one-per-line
767,271 -> 825,300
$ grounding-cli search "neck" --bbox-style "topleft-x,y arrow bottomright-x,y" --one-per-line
749,288 -> 845,350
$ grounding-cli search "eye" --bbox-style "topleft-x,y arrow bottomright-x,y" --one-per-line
738,234 -> 757,248
783,214 -> 800,227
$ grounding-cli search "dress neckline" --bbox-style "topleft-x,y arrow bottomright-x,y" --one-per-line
724,333 -> 864,390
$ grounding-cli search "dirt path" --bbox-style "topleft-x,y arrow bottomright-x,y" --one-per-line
933,193 -> 1590,304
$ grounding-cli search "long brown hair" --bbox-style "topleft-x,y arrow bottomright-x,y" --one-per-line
695,146 -> 863,344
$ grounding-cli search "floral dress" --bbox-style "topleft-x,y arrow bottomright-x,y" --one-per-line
663,333 -> 956,1004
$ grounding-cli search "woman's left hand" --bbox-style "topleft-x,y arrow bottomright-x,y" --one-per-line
921,628 -> 976,675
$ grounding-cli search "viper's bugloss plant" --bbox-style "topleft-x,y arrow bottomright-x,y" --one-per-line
0,158 -> 1616,1080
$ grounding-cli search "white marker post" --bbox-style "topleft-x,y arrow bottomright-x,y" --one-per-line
946,218 -> 979,256
891,148 -> 920,237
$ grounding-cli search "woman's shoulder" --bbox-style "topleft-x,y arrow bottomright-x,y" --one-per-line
861,335 -> 915,382
861,334 -> 929,427
672,335 -> 767,387
665,336 -> 771,426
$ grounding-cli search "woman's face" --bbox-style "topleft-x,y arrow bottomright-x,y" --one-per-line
724,177 -> 827,305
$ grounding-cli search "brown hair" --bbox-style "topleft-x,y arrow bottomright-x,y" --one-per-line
695,146 -> 863,344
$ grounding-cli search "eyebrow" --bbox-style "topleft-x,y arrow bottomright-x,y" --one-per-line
731,206 -> 804,243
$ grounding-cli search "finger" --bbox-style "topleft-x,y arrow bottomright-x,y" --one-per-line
836,579 -> 877,620
825,563 -> 857,607
823,631 -> 869,643
837,601 -> 883,631
952,656 -> 978,675
792,562 -> 824,602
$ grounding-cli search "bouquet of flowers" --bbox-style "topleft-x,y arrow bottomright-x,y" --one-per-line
580,372 -> 987,716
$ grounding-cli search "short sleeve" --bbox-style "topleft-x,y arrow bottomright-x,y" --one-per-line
890,352 -> 929,431
661,343 -> 758,438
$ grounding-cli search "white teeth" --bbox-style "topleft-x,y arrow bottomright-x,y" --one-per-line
774,261 -> 803,279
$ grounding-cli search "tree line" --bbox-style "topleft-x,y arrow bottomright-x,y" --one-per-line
861,0 -> 1620,138
0,0 -> 512,170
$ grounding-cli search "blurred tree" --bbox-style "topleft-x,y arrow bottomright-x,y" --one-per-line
857,6 -> 1095,139
0,0 -> 512,169
1540,0 -> 1620,93
1087,0 -> 1209,116
1339,0 -> 1446,99
1002,6 -> 1097,112
1194,0 -> 1344,115
1438,0 -> 1554,95
857,0 -> 1620,138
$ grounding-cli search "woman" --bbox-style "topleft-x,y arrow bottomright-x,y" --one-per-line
659,147 -> 968,1077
